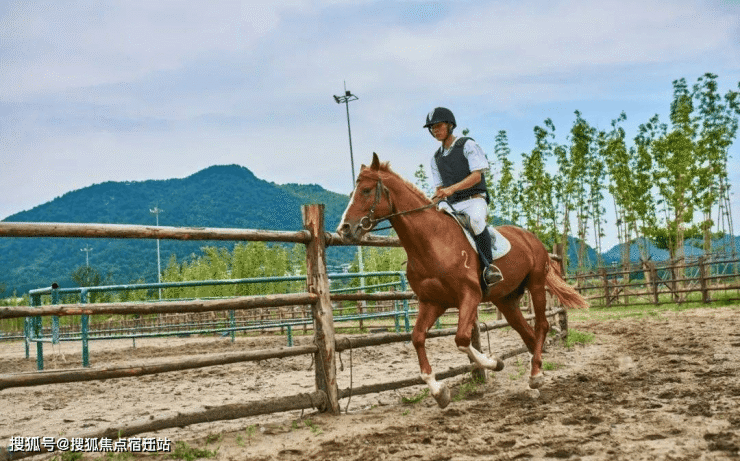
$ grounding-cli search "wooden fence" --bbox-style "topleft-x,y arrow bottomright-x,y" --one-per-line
0,205 -> 566,460
567,254 -> 740,307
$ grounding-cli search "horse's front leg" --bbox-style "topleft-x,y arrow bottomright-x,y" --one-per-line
412,301 -> 449,408
456,290 -> 504,371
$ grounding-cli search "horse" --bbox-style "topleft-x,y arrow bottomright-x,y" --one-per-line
337,153 -> 589,408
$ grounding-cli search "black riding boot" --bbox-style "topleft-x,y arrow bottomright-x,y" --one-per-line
473,227 -> 503,291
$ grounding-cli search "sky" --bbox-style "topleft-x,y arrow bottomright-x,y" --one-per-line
1,0 -> 740,251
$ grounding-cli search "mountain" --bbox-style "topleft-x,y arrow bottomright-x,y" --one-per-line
0,165 -> 353,296
2,165 -> 738,296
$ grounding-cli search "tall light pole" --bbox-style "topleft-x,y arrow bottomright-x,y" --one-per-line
333,82 -> 365,289
333,82 -> 359,189
80,246 -> 93,267
150,206 -> 163,300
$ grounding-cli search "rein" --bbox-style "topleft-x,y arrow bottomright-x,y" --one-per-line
360,178 -> 439,232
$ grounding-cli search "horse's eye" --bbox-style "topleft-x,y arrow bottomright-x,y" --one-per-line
361,188 -> 372,196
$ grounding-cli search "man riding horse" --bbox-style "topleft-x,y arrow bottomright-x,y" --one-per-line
425,107 -> 504,293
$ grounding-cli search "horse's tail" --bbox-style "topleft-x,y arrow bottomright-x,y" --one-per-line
545,261 -> 589,309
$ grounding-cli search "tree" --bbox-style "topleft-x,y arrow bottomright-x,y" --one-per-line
692,72 -> 740,252
651,79 -> 698,260
559,111 -> 594,273
489,130 -> 519,225
71,265 -> 102,303
521,120 -> 557,246
590,130 -> 609,263
413,164 -> 434,197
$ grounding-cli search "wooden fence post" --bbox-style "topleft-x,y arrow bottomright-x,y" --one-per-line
601,268 -> 611,308
302,204 -> 339,414
649,262 -> 659,305
671,258 -> 680,303
698,256 -> 710,304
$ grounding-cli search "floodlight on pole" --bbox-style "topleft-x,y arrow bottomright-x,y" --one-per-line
150,206 -> 163,300
333,82 -> 359,187
333,82 -> 365,291
80,246 -> 93,267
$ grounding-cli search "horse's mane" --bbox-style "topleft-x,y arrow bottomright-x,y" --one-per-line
359,160 -> 432,205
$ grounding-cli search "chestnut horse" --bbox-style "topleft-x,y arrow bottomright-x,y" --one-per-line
338,153 -> 588,408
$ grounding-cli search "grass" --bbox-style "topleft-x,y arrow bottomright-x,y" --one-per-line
564,329 -> 595,348
401,388 -> 429,405
508,357 -> 528,381
52,453 -> 83,461
453,374 -> 485,401
169,441 -> 218,461
304,418 -> 323,435
103,453 -> 135,461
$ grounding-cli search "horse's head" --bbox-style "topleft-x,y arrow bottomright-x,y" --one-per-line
337,153 -> 394,243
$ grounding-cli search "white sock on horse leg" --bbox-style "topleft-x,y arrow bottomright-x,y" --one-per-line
458,345 -> 499,369
420,372 -> 442,397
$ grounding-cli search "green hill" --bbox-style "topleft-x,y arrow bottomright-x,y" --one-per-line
0,165 -> 353,296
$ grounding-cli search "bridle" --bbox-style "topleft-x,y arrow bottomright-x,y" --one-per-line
358,178 -> 438,232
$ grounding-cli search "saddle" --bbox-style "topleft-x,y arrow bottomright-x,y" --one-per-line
443,209 -> 512,261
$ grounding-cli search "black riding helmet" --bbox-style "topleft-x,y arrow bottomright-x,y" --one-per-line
424,107 -> 456,134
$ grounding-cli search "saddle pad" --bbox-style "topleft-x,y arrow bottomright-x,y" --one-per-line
440,208 -> 512,261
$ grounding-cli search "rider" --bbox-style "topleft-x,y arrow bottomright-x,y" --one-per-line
425,107 -> 504,292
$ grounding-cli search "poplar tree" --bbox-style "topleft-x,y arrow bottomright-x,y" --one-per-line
651,78 -> 697,260
521,120 -> 557,245
587,128 -> 607,265
413,164 -> 434,197
560,111 -> 594,273
489,130 -> 518,225
692,73 -> 740,252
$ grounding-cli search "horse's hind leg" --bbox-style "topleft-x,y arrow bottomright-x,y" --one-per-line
494,294 -> 536,354
412,301 -> 450,408
527,284 -> 550,389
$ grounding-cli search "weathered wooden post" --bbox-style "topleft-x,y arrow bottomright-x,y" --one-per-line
302,204 -> 340,414
671,258 -> 680,303
698,256 -> 710,304
649,262 -> 659,305
601,268 -> 611,308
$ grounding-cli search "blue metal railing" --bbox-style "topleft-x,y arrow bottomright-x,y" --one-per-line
24,271 -> 414,369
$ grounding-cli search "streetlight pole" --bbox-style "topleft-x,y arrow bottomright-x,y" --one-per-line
333,82 -> 365,290
80,246 -> 93,267
150,206 -> 163,300
333,82 -> 359,189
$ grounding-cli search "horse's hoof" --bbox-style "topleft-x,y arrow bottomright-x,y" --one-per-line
529,372 -> 545,389
493,357 -> 505,371
433,385 -> 451,409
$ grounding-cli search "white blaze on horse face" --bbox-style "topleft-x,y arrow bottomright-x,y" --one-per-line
420,372 -> 443,397
339,188 -> 363,234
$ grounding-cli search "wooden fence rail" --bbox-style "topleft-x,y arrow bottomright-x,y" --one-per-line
0,205 -> 568,461
568,254 -> 740,307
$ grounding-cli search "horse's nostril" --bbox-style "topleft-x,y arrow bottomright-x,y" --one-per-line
339,223 -> 351,236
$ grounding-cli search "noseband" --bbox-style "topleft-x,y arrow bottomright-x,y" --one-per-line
358,178 -> 437,232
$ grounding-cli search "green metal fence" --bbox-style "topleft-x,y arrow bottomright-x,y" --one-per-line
24,271 -> 414,369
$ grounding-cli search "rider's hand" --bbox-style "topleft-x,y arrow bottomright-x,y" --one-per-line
432,186 -> 453,203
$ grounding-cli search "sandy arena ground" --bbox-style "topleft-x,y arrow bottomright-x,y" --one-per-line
2,306 -> 740,460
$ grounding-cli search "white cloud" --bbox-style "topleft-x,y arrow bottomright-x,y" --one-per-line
1,0 -> 740,247
0,0 -> 311,98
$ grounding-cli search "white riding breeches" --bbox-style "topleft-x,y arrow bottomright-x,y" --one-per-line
437,197 -> 489,235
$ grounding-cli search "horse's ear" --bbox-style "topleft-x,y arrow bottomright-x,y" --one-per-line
371,152 -> 380,170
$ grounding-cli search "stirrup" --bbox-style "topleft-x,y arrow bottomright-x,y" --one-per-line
484,265 -> 504,285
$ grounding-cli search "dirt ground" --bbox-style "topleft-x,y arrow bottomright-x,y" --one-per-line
2,306 -> 740,460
